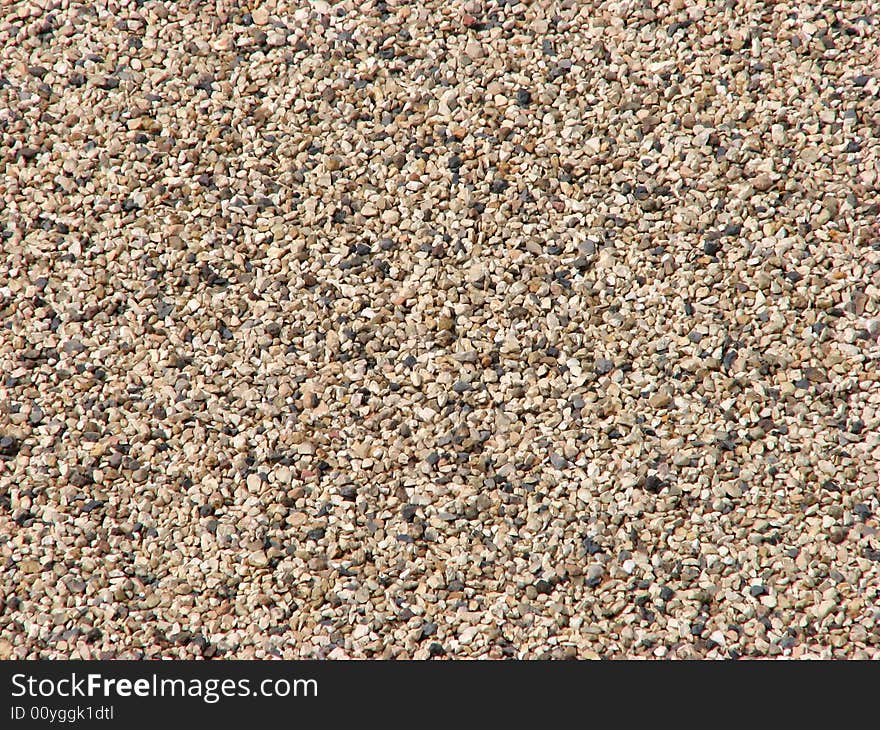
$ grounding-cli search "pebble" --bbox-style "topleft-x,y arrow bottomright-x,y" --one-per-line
585,565 -> 604,588
648,393 -> 672,408
594,358 -> 614,375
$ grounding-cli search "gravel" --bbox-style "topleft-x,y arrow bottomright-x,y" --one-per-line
1,0 -> 879,660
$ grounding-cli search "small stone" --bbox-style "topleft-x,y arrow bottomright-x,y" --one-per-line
649,393 -> 672,408
464,40 -> 484,59
248,551 -> 269,568
594,358 -> 613,375
549,453 -> 568,469
19,560 -> 41,574
585,564 -> 604,587
642,475 -> 667,494
0,436 -> 20,457
535,579 -> 553,595
752,173 -> 773,191
28,405 -> 43,425
708,630 -> 726,647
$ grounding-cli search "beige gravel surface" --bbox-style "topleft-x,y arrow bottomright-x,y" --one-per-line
2,0 -> 880,659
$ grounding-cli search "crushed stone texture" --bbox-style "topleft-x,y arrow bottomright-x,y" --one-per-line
2,0 -> 880,659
